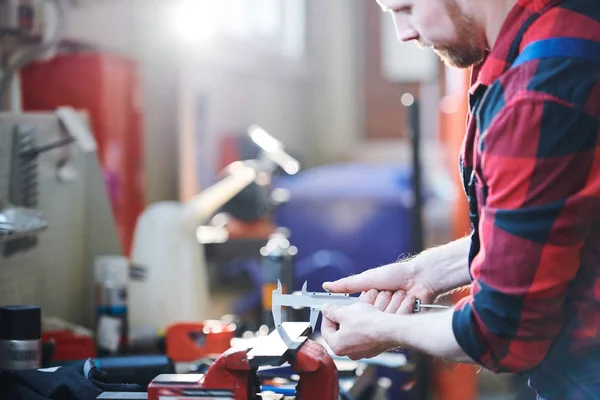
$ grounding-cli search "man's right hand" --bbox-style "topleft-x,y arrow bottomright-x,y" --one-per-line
322,261 -> 438,315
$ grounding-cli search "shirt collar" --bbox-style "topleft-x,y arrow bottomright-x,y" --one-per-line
469,0 -> 558,95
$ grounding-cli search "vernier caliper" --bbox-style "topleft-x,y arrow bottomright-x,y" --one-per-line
271,280 -> 449,330
272,281 -> 357,330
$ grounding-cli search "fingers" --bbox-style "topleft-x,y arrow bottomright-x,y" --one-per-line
373,291 -> 392,311
359,289 -> 378,305
358,289 -> 406,313
323,265 -> 395,293
321,304 -> 341,323
323,271 -> 372,294
397,292 -> 417,314
320,310 -> 339,337
384,290 -> 405,313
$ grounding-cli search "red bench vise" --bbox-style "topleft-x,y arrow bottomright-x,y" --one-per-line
148,322 -> 339,400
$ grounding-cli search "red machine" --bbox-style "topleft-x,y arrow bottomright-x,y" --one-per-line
20,53 -> 145,256
148,322 -> 338,400
165,320 -> 236,363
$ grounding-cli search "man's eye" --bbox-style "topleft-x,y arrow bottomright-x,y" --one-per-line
387,5 -> 411,14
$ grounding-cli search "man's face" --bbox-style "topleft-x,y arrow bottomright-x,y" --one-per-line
377,0 -> 486,68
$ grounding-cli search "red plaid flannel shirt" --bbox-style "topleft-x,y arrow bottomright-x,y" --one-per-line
451,0 -> 600,396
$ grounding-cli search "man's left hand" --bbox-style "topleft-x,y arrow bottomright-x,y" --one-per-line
321,301 -> 399,360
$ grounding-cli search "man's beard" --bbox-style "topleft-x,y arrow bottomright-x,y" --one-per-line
421,0 -> 485,68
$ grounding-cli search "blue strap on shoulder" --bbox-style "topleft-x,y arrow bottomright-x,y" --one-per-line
512,37 -> 600,67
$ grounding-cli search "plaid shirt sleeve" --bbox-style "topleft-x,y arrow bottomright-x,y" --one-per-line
451,91 -> 600,373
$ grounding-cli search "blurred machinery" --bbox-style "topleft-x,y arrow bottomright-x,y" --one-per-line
0,0 -> 145,258
127,126 -> 300,339
0,111 -> 122,327
20,53 -> 145,257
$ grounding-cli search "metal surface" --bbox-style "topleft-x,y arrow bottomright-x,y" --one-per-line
0,206 -> 46,241
0,113 -> 122,328
2,124 -> 46,254
272,281 -> 357,329
0,339 -> 41,370
261,230 -> 296,328
96,394 -> 147,400
412,299 -> 450,313
246,322 -> 310,367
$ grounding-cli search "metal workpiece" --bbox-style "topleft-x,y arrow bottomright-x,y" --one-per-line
0,205 -> 47,242
247,322 -> 311,367
0,304 -> 42,370
0,339 -> 41,370
412,299 -> 450,313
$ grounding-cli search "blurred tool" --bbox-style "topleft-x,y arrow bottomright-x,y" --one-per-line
97,393 -> 148,400
0,0 -> 68,111
1,125 -> 48,255
129,126 -> 299,337
219,125 -> 300,223
0,111 -> 122,335
0,204 -> 46,240
0,203 -> 14,236
412,299 -> 449,313
0,305 -> 42,370
165,320 -> 236,363
272,280 -> 449,329
147,375 -> 234,400
260,229 -> 297,328
0,117 -> 82,253
95,256 -> 130,356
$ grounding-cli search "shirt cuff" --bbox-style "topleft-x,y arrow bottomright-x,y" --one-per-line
452,296 -> 489,366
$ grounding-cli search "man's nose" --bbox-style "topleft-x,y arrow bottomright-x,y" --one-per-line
392,13 -> 418,42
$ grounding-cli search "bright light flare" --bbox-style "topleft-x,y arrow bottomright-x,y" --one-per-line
170,0 -> 223,44
248,125 -> 301,175
249,125 -> 282,153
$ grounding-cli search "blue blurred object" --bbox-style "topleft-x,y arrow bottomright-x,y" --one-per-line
273,163 -> 420,400
228,251 -> 353,316
274,163 -> 417,283
295,250 -> 353,292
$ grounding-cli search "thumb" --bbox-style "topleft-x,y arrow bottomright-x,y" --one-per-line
321,304 -> 341,323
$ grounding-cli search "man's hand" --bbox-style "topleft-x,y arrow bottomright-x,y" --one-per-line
322,237 -> 473,311
357,288 -> 416,314
323,261 -> 437,313
320,300 -> 473,364
320,302 -> 398,360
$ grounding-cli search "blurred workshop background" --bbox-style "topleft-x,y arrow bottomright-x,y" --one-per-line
0,1 -> 535,400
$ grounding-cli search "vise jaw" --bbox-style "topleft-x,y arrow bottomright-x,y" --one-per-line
201,322 -> 339,400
